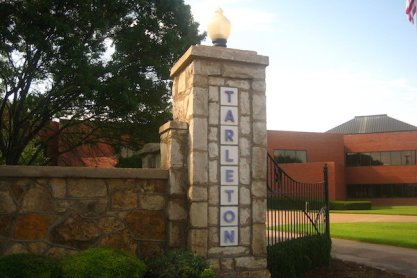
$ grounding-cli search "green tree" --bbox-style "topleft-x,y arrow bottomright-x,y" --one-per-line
0,0 -> 204,165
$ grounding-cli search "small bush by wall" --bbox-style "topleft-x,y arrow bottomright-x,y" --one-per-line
145,250 -> 215,278
0,253 -> 61,278
0,248 -> 215,278
267,235 -> 331,278
61,247 -> 147,278
329,200 -> 372,210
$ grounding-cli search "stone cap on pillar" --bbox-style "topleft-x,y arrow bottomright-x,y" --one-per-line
159,121 -> 189,135
170,45 -> 269,78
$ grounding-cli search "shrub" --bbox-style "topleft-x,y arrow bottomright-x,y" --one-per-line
329,200 -> 372,210
267,235 -> 331,278
0,253 -> 60,278
61,247 -> 146,278
268,198 -> 325,210
145,250 -> 215,278
116,154 -> 142,168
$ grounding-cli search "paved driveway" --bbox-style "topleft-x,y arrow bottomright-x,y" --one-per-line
330,213 -> 417,277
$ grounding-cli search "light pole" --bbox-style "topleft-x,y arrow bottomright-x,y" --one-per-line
207,8 -> 231,47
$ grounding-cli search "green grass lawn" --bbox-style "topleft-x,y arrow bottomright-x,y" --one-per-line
273,221 -> 417,249
272,206 -> 417,249
330,222 -> 417,249
331,205 -> 417,216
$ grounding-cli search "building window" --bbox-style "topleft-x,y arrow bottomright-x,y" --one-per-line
370,152 -> 382,165
380,152 -> 391,165
401,151 -> 415,165
391,151 -> 401,165
347,184 -> 417,198
346,153 -> 360,166
273,149 -> 307,163
360,153 -> 372,166
346,150 -> 417,166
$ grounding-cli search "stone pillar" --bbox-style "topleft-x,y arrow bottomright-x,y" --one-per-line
170,45 -> 269,277
159,121 -> 189,249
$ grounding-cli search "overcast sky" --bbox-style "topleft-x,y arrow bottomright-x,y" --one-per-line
184,0 -> 417,132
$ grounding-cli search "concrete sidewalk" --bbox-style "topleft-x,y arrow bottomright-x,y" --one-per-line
332,238 -> 417,277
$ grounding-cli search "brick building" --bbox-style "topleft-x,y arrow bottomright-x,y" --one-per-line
267,114 -> 417,205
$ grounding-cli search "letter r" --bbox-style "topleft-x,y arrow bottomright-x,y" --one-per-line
225,129 -> 234,142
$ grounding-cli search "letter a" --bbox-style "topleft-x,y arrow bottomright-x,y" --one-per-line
224,110 -> 235,123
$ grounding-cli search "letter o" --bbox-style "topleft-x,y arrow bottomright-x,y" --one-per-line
223,210 -> 236,223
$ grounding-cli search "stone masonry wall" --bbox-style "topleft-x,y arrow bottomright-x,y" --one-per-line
0,166 -> 169,259
169,45 -> 270,277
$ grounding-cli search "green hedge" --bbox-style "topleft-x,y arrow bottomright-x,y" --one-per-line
268,198 -> 372,211
329,200 -> 372,210
0,253 -> 61,278
0,248 -> 217,278
61,247 -> 147,278
267,235 -> 331,278
116,154 -> 142,168
145,250 -> 214,278
268,198 -> 325,211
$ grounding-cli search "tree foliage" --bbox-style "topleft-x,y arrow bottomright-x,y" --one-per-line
0,0 -> 204,165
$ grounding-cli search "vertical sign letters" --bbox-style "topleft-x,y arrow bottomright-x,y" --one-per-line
219,87 -> 239,246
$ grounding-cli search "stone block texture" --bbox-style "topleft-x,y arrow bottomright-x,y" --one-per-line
0,167 -> 168,260
169,45 -> 270,277
159,120 -> 189,249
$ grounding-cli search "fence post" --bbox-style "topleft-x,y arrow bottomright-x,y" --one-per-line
323,164 -> 330,238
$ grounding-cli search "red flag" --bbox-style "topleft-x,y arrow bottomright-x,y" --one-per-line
406,0 -> 417,24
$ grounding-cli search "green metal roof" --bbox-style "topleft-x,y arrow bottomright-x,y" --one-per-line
326,114 -> 417,134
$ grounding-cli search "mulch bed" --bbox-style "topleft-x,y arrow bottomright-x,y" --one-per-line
301,258 -> 407,278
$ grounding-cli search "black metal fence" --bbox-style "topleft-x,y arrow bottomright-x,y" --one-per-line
266,153 -> 329,246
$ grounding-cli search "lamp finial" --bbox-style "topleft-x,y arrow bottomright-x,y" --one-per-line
207,8 -> 231,47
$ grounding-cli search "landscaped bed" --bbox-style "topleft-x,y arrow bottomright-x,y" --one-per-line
302,258 -> 406,278
0,248 -> 214,278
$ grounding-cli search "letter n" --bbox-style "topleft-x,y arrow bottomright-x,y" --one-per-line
224,230 -> 235,244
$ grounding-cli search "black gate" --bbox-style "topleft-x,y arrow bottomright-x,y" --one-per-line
266,153 -> 329,245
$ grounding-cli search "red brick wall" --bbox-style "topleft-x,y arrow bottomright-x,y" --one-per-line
267,130 -> 417,204
333,162 -> 347,200
267,131 -> 346,200
344,131 -> 417,152
344,132 -> 417,203
279,162 -> 324,183
346,165 -> 417,184
278,162 -> 346,200
267,130 -> 345,164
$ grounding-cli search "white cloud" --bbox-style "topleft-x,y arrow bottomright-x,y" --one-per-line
184,0 -> 417,132
186,0 -> 277,36
266,69 -> 417,132
226,8 -> 277,33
